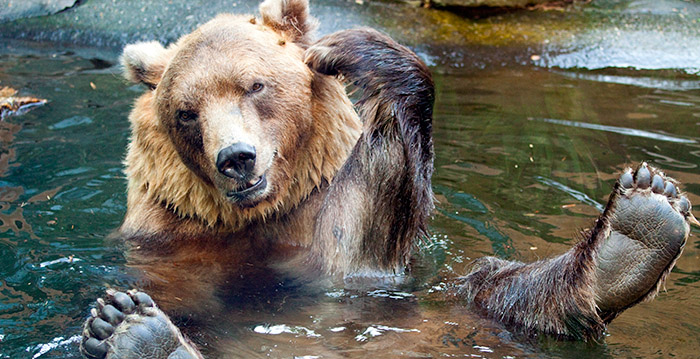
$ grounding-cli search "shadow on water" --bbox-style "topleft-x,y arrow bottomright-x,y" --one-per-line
0,47 -> 698,358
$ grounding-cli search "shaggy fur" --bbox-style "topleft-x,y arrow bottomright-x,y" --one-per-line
121,11 -> 361,237
305,29 -> 434,274
117,0 -> 433,294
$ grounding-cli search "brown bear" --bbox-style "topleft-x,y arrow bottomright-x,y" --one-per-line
80,0 -> 696,358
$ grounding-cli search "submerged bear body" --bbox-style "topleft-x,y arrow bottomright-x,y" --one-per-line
80,0 -> 696,358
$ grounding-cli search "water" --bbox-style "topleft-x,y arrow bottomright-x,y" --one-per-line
0,49 -> 698,358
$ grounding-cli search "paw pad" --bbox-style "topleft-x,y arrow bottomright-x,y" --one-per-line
651,174 -> 664,193
620,171 -> 634,189
595,162 -> 696,314
634,164 -> 651,189
663,181 -> 677,197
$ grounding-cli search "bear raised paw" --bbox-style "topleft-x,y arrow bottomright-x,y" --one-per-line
459,163 -> 694,339
595,164 -> 691,318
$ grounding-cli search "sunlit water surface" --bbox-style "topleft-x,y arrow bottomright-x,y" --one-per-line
1,50 -> 699,358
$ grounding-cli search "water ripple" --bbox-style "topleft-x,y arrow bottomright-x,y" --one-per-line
534,176 -> 604,212
557,71 -> 700,91
636,148 -> 698,169
531,117 -> 697,144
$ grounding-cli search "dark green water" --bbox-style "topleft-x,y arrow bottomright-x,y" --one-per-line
0,49 -> 698,358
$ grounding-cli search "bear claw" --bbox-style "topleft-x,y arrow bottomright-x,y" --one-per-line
651,174 -> 664,193
618,164 -> 688,208
110,291 -> 136,314
83,337 -> 108,359
663,181 -> 677,197
617,164 -> 694,220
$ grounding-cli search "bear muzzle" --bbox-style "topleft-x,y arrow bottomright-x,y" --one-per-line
216,142 -> 269,202
226,174 -> 267,202
217,142 -> 257,179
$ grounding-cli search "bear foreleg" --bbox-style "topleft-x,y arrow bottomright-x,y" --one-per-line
304,28 -> 435,275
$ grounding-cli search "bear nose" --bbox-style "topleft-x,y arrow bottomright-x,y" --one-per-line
216,143 -> 256,179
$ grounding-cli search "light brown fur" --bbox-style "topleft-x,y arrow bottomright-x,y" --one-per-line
121,13 -> 361,238
116,3 -> 386,323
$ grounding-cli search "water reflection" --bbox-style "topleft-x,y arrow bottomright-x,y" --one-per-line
557,70 -> 700,91
533,117 -> 697,144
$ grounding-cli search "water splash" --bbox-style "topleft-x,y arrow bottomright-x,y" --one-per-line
253,324 -> 321,338
26,335 -> 80,359
355,325 -> 420,342
366,289 -> 414,300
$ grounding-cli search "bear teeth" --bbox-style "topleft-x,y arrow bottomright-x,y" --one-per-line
248,176 -> 261,186
232,175 -> 264,193
227,175 -> 267,200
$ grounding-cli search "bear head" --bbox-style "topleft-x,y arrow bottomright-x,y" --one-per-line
119,0 -> 361,232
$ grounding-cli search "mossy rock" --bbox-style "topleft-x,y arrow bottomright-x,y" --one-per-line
430,0 -> 553,7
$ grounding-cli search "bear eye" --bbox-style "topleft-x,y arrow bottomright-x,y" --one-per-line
177,110 -> 197,123
250,82 -> 264,93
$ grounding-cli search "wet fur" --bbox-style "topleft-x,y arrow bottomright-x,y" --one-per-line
457,221 -> 606,339
304,29 -> 435,275
458,170 -> 690,340
118,0 -> 433,313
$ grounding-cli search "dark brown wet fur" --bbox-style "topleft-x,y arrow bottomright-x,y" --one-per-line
304,28 -> 435,274
456,236 -> 604,340
456,181 -> 618,340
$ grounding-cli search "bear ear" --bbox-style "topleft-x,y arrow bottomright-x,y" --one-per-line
121,41 -> 175,90
259,0 -> 317,44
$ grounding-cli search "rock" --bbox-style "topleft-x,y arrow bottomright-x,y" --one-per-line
0,0 -> 698,73
0,0 -> 78,23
